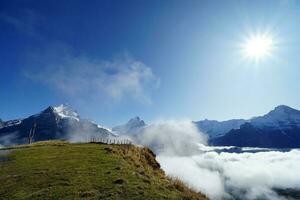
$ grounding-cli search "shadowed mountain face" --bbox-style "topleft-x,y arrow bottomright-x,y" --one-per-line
0,105 -> 114,146
0,118 -> 3,127
211,105 -> 300,148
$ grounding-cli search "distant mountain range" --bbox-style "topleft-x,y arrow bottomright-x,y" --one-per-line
1,104 -> 300,148
195,105 -> 300,148
0,104 -> 115,146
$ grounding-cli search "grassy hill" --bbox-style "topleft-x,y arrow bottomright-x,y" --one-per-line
0,141 -> 208,200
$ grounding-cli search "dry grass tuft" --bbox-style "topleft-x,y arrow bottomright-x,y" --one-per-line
170,178 -> 208,200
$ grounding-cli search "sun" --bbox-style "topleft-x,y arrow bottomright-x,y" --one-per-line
242,34 -> 274,61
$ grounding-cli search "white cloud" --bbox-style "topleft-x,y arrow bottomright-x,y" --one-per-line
134,120 -> 300,200
136,120 -> 208,156
158,155 -> 227,200
0,132 -> 19,147
25,50 -> 159,104
158,146 -> 300,200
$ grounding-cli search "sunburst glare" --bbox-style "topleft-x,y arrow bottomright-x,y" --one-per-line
242,33 -> 274,62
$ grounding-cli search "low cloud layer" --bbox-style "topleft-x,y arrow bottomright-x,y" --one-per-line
136,120 -> 207,156
135,120 -> 300,200
0,132 -> 21,147
158,149 -> 300,200
25,50 -> 159,104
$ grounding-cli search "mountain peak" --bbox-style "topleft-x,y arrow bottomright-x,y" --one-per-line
112,116 -> 146,134
272,105 -> 299,113
130,116 -> 140,121
128,116 -> 145,126
267,105 -> 300,118
41,104 -> 80,121
129,116 -> 142,121
250,105 -> 300,128
42,106 -> 55,113
53,104 -> 80,121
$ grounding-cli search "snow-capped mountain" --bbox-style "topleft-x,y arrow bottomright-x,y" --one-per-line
0,104 -> 116,146
212,105 -> 300,148
250,105 -> 300,129
112,116 -> 146,135
52,104 -> 80,121
194,119 -> 248,139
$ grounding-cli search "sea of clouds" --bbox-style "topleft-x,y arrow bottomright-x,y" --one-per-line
135,120 -> 300,200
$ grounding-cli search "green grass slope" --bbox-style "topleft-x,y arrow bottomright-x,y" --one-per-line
0,141 -> 208,200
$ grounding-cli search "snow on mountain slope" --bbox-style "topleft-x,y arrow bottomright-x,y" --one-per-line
1,119 -> 23,128
97,124 -> 113,133
250,105 -> 300,129
44,104 -> 113,134
194,119 -> 248,138
53,104 -> 80,121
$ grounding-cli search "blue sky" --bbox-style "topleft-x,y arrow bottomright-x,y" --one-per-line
1,0 -> 300,126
